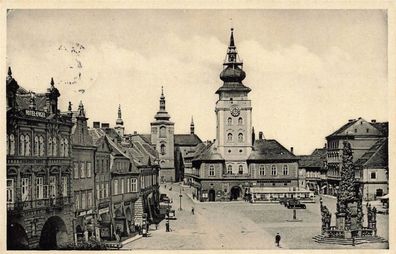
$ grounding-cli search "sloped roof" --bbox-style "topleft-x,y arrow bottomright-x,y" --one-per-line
355,138 -> 388,168
328,119 -> 359,137
88,128 -> 104,146
371,122 -> 388,137
192,142 -> 224,162
248,139 -> 297,161
174,134 -> 202,146
16,94 -> 47,111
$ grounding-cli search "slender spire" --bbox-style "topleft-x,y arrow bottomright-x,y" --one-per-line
68,101 -> 72,112
229,28 -> 235,47
8,67 -> 12,77
77,100 -> 86,118
190,116 -> 195,134
50,77 -> 54,87
159,86 -> 166,111
154,86 -> 171,121
116,104 -> 124,126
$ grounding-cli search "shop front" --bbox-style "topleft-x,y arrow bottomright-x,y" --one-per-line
97,205 -> 111,240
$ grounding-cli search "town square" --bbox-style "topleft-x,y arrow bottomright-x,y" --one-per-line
5,7 -> 390,251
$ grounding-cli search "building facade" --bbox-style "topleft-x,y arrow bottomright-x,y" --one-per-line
70,101 -> 96,242
188,29 -> 300,202
325,117 -> 388,195
298,148 -> 327,195
150,87 -> 175,182
7,68 -> 74,249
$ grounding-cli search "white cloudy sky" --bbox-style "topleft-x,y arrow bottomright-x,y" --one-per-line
7,9 -> 388,155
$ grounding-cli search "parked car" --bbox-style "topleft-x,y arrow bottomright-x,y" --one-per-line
279,197 -> 290,206
286,199 -> 306,209
160,194 -> 170,203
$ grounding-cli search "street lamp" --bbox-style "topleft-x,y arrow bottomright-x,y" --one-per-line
179,184 -> 183,211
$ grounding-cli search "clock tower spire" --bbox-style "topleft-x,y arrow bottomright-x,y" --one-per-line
215,28 -> 253,167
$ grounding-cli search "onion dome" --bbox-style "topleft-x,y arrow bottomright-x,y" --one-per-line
216,28 -> 251,95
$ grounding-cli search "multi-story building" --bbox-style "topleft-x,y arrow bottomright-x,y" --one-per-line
355,137 -> 388,200
70,101 -> 96,241
325,117 -> 388,195
88,129 -> 112,240
150,87 -> 175,182
188,29 -> 300,202
298,148 -> 327,194
6,68 -> 74,249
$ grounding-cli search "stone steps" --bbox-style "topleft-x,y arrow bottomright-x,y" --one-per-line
312,235 -> 388,245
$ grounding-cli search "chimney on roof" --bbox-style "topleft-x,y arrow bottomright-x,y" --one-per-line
258,131 -> 263,140
348,119 -> 354,123
290,147 -> 294,154
134,131 -> 137,134
371,119 -> 376,123
93,121 -> 100,128
101,123 -> 110,128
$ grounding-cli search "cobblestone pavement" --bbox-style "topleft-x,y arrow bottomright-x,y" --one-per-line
123,183 -> 388,250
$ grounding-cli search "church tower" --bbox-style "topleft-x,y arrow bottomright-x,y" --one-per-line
215,28 -> 252,174
151,87 -> 175,182
115,104 -> 125,137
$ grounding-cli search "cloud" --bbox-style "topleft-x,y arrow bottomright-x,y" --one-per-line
7,31 -> 387,155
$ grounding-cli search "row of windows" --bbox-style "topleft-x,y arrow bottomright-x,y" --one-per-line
115,161 -> 130,171
6,134 -> 69,157
141,174 -> 157,189
96,158 -> 110,173
227,133 -> 244,142
113,178 -> 138,195
208,164 -> 290,176
75,190 -> 93,210
74,161 -> 92,179
227,117 -> 243,126
306,171 -> 320,178
7,176 -> 68,205
328,152 -> 339,158
96,182 -> 109,199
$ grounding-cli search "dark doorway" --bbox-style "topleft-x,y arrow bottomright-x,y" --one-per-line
230,186 -> 241,200
39,216 -> 67,250
7,222 -> 29,250
208,189 -> 216,202
376,189 -> 383,198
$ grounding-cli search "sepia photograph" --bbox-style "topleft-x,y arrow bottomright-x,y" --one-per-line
3,3 -> 393,251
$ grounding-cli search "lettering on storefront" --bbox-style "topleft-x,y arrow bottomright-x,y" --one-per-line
25,109 -> 47,118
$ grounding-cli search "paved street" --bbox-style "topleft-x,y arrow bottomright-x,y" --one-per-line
123,183 -> 388,250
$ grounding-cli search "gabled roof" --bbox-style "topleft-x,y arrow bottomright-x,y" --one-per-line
327,119 -> 359,137
16,93 -> 47,111
248,139 -> 297,161
192,142 -> 224,162
327,118 -> 388,138
355,138 -> 388,168
174,134 -> 202,146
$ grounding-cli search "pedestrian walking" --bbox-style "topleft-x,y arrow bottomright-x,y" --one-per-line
275,233 -> 281,247
191,207 -> 195,215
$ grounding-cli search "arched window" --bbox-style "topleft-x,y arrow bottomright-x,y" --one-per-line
238,133 -> 243,142
209,165 -> 215,176
9,134 -> 15,155
227,165 -> 233,174
53,137 -> 57,156
48,137 -> 52,156
227,133 -> 233,142
227,117 -> 232,126
238,165 -> 243,174
39,136 -> 44,156
283,165 -> 289,175
25,135 -> 31,156
259,165 -> 265,175
159,126 -> 166,138
34,136 -> 39,156
60,139 -> 64,157
20,135 -> 25,155
238,117 -> 243,125
271,165 -> 277,175
64,138 -> 69,157
160,144 -> 166,155
6,135 -> 9,155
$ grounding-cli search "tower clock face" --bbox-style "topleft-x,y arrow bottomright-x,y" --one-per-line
230,105 -> 240,117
